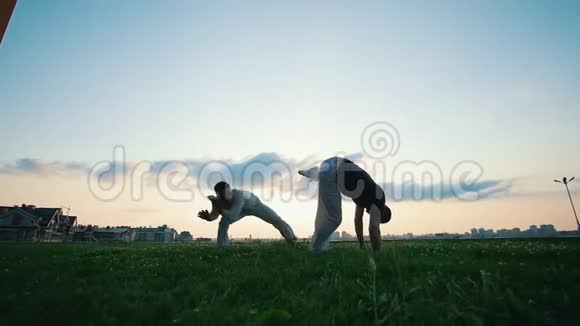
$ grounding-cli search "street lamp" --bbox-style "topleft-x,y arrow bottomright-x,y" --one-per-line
554,177 -> 579,231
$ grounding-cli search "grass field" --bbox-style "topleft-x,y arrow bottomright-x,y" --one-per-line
1,239 -> 580,325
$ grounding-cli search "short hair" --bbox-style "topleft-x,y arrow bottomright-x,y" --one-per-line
381,205 -> 391,224
214,181 -> 230,198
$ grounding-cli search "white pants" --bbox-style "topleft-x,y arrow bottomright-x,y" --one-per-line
303,157 -> 344,252
217,198 -> 296,247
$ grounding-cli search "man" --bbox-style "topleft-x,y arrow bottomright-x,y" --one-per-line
197,181 -> 297,247
299,157 -> 391,253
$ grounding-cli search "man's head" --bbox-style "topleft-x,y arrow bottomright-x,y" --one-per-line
367,203 -> 391,224
213,181 -> 233,201
380,205 -> 391,224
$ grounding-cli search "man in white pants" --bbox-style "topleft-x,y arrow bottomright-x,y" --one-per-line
197,181 -> 297,247
299,157 -> 391,253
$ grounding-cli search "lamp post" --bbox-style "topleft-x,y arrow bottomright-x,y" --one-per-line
554,177 -> 579,231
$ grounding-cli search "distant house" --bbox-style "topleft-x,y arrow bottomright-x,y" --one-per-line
329,231 -> 340,241
539,224 -> 557,235
34,207 -> 60,230
34,207 -> 77,241
72,226 -> 134,242
71,225 -> 97,242
0,207 -> 40,241
92,227 -> 135,242
56,215 -> 77,235
133,225 -> 178,242
0,204 -> 78,242
179,231 -> 193,242
341,231 -> 354,240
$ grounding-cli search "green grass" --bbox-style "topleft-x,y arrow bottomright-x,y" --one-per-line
1,239 -> 580,325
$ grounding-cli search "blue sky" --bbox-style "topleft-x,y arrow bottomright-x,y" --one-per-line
1,0 -> 579,236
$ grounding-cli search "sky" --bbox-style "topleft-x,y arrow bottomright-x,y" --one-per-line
1,0 -> 579,238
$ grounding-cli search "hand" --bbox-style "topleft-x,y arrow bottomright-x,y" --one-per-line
197,210 -> 211,221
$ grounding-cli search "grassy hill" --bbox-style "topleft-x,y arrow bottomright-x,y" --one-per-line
1,239 -> 579,325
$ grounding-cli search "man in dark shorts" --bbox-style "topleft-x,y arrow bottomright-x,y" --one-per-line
298,157 -> 391,253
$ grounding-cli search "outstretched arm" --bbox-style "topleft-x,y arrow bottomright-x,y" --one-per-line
354,205 -> 365,248
197,209 -> 218,221
198,196 -> 222,221
368,205 -> 382,254
208,196 -> 222,220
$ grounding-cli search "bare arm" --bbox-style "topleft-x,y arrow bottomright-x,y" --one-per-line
197,196 -> 222,222
368,205 -> 382,253
354,205 -> 365,248
207,197 -> 221,220
197,209 -> 219,221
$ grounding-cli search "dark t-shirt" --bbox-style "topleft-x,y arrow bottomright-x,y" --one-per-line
336,159 -> 386,210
